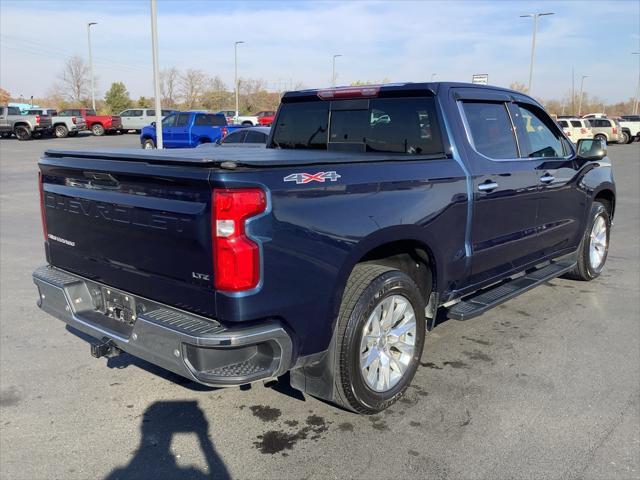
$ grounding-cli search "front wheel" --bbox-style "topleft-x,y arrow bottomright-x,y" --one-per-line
91,124 -> 105,136
14,126 -> 31,141
621,131 -> 630,144
566,201 -> 610,281
333,264 -> 426,414
594,134 -> 607,144
142,138 -> 155,149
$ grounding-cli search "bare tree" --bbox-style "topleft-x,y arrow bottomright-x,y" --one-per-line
57,55 -> 90,103
201,76 -> 231,111
160,67 -> 179,107
509,82 -> 529,94
179,69 -> 207,109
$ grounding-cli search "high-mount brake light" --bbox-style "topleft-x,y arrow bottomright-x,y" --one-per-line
317,85 -> 381,100
212,188 -> 266,292
38,172 -> 48,240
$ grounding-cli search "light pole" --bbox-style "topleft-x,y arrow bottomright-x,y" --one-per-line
578,75 -> 588,116
234,41 -> 244,121
87,22 -> 97,111
633,52 -> 640,115
520,12 -> 554,94
150,0 -> 162,149
332,54 -> 342,87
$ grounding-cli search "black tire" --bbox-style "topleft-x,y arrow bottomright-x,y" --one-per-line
0,132 -> 11,139
91,123 -> 105,136
333,264 -> 426,414
14,126 -> 31,141
621,131 -> 630,144
594,134 -> 607,144
142,138 -> 156,149
67,131 -> 78,137
565,201 -> 610,281
54,124 -> 69,138
31,131 -> 43,139
242,121 -> 253,126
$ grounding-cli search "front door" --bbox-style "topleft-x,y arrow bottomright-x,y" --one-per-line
511,102 -> 585,258
171,113 -> 191,148
456,96 -> 542,285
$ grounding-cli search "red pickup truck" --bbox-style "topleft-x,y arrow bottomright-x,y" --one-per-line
58,108 -> 122,136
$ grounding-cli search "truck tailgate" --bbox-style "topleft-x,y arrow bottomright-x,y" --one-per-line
39,154 -> 216,317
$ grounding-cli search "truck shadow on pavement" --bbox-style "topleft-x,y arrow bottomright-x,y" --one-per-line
104,400 -> 230,480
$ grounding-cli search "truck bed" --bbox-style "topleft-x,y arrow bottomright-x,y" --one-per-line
44,147 -> 445,168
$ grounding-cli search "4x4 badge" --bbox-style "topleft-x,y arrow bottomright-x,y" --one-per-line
284,171 -> 342,184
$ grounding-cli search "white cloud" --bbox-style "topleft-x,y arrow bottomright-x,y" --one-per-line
1,0 -> 638,103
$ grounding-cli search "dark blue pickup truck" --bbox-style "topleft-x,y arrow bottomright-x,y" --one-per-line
34,82 -> 615,413
139,111 -> 242,149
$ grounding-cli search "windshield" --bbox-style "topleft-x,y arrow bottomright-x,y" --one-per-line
272,97 -> 444,155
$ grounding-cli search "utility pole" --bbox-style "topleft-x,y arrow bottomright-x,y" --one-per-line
332,54 -> 342,87
87,22 -> 97,111
578,75 -> 588,116
571,67 -> 575,116
633,52 -> 640,115
234,41 -> 244,122
520,12 -> 554,94
150,0 -> 162,148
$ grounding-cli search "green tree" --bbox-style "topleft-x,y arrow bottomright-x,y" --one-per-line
137,96 -> 151,108
104,82 -> 131,114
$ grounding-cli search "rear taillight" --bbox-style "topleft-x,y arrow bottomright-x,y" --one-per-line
38,172 -> 48,241
221,127 -> 228,138
212,188 -> 266,291
72,117 -> 77,124
35,115 -> 40,125
612,127 -> 618,134
317,85 -> 381,100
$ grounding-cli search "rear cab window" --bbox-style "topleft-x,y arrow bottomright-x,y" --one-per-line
194,114 -> 227,126
271,95 -> 445,156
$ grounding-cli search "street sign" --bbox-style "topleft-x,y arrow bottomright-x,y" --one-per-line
472,74 -> 489,85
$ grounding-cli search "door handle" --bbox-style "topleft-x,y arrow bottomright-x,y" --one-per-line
478,181 -> 499,192
539,174 -> 555,184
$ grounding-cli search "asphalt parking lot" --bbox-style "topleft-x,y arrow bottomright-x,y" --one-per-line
1,133 -> 638,480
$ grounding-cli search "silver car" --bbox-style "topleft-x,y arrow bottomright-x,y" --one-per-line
119,108 -> 177,132
586,118 -> 624,144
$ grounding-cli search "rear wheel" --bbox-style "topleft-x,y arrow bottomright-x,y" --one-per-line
91,123 -> 105,136
333,264 -> 426,414
594,133 -> 607,144
142,138 -> 155,149
14,126 -> 31,141
621,131 -> 630,144
566,201 -> 610,281
54,124 -> 69,138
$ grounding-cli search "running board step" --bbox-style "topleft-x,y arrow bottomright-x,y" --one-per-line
447,260 -> 576,321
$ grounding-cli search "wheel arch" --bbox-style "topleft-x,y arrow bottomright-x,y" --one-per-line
594,187 -> 616,219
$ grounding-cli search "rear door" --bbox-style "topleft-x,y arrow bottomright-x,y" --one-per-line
512,102 -> 584,258
455,91 -> 542,284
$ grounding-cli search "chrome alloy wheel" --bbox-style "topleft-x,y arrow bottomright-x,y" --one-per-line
359,294 -> 417,392
589,215 -> 608,270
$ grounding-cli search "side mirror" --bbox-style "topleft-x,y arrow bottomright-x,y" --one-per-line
576,138 -> 607,160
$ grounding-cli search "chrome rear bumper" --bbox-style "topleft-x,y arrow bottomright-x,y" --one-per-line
33,265 -> 293,387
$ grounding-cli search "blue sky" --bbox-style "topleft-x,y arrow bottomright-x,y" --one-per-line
1,0 -> 639,102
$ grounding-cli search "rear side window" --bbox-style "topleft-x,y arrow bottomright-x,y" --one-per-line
130,110 -> 143,117
516,104 -> 564,158
245,130 -> 267,143
7,107 -> 21,115
570,120 -> 582,128
461,102 -> 518,159
194,114 -> 227,126
559,120 -> 568,128
86,109 -> 97,116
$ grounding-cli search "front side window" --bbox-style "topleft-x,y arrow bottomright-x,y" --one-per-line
559,120 -> 569,128
517,104 -> 564,158
570,120 -> 582,128
222,130 -> 247,144
130,110 -> 143,117
461,102 -> 518,159
175,113 -> 190,127
162,114 -> 176,127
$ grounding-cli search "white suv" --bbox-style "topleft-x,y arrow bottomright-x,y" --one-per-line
557,118 -> 594,143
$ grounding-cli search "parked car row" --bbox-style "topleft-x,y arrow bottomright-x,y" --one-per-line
556,114 -> 639,145
216,110 -> 275,126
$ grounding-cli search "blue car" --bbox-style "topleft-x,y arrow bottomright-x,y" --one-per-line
140,111 -> 240,149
